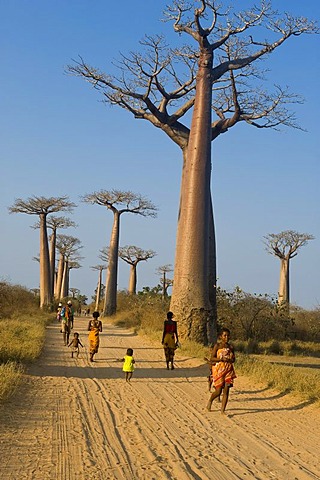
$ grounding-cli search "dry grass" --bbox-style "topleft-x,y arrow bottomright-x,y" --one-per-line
0,312 -> 50,403
0,362 -> 24,402
235,354 -> 320,404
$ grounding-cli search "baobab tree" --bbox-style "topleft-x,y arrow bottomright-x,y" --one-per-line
68,1 -> 317,342
8,196 -> 75,308
82,190 -> 157,316
156,264 -> 174,300
119,246 -> 156,295
56,234 -> 83,300
32,216 -> 77,298
91,264 -> 106,310
264,230 -> 314,311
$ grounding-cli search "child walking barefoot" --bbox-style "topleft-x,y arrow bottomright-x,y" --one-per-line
122,348 -> 135,382
68,332 -> 83,358
206,328 -> 236,414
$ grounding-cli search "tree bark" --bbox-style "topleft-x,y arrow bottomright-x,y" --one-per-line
95,268 -> 102,311
49,230 -> 56,299
39,213 -> 52,308
170,47 -> 213,344
61,259 -> 69,298
278,257 -> 290,310
55,254 -> 64,300
128,264 -> 137,295
103,211 -> 120,316
207,197 -> 217,344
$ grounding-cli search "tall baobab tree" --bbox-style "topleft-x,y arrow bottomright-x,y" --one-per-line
82,190 -> 157,316
9,196 -> 75,308
156,264 -> 174,300
91,264 -> 106,311
68,2 -> 317,342
264,230 -> 314,311
32,216 -> 77,298
119,246 -> 156,295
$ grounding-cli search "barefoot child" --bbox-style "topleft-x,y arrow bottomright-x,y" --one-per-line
68,332 -> 83,358
122,348 -> 135,382
206,328 -> 236,414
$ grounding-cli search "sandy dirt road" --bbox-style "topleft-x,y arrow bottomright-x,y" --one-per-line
0,317 -> 319,480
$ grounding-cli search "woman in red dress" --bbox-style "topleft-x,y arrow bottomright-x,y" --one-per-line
161,311 -> 179,370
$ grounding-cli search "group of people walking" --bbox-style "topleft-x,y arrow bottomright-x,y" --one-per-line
161,311 -> 236,414
57,305 -> 236,412
57,303 -> 103,362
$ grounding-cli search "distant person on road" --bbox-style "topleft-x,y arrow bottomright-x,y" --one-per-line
206,327 -> 236,414
121,348 -> 135,382
56,302 -> 63,322
87,311 -> 102,362
68,332 -> 83,358
161,311 -> 179,370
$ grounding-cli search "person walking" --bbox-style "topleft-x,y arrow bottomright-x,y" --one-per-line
161,311 -> 179,370
87,311 -> 102,362
206,327 -> 236,414
121,348 -> 135,382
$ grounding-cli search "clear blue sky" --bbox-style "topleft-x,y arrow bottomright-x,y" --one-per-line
1,1 -> 319,309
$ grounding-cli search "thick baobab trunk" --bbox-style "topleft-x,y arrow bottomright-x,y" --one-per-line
103,211 -> 120,316
49,230 -> 56,298
95,268 -> 103,311
170,47 -> 213,344
55,254 -> 64,300
128,264 -> 137,295
207,197 -> 217,343
39,213 -> 52,308
278,257 -> 290,309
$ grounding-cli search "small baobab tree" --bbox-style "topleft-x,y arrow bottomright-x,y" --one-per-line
8,196 -> 75,308
82,190 -> 157,316
91,264 -> 106,311
69,287 -> 80,299
263,230 -> 314,310
156,264 -> 174,300
119,246 -> 156,295
68,1 -> 317,343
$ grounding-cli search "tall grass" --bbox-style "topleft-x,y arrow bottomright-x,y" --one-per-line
0,312 -> 49,402
0,282 -> 50,403
235,354 -> 320,404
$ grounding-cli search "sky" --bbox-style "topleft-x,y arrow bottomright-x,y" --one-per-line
1,0 -> 319,309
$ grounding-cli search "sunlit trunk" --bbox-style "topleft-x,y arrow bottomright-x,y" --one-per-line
39,213 -> 51,308
55,253 -> 64,300
128,264 -> 137,295
103,211 -> 120,316
170,47 -> 213,344
207,197 -> 217,343
49,230 -> 56,298
95,268 -> 102,311
278,257 -> 290,311
61,259 -> 69,298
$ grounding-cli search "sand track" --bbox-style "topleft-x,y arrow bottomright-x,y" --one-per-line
0,317 -> 319,480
